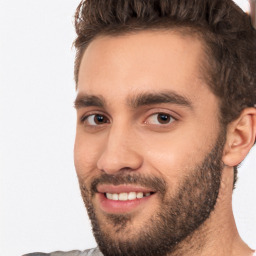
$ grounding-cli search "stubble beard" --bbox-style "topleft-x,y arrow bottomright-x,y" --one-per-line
78,130 -> 226,256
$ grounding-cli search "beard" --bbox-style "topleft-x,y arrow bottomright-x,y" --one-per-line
78,130 -> 226,256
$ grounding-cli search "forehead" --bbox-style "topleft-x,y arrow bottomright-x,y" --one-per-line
77,30 -> 210,103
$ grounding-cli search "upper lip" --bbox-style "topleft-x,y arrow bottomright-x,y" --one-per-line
97,184 -> 156,194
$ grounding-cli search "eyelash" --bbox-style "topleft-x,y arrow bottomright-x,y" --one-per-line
144,113 -> 176,126
80,111 -> 177,127
81,113 -> 110,126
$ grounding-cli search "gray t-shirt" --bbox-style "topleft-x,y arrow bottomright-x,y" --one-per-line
23,247 -> 103,256
23,247 -> 256,255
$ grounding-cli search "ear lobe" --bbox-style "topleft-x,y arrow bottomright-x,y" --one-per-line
222,108 -> 256,167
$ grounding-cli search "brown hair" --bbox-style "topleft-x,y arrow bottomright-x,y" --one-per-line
73,0 -> 256,185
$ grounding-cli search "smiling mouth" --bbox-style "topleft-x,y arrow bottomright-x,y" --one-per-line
95,184 -> 157,213
104,191 -> 155,201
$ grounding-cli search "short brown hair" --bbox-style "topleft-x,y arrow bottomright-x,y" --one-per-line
73,0 -> 256,185
74,0 -> 255,123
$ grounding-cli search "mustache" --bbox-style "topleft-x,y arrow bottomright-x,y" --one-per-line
89,172 -> 167,196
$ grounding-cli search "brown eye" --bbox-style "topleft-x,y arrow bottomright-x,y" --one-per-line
146,113 -> 174,125
157,113 -> 171,124
85,114 -> 109,126
94,114 -> 108,124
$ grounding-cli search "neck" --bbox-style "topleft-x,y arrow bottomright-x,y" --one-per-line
167,166 -> 254,256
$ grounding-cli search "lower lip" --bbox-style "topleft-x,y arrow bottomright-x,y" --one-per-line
97,193 -> 155,214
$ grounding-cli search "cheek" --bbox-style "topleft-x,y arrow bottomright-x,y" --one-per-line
74,131 -> 103,177
141,131 -> 209,183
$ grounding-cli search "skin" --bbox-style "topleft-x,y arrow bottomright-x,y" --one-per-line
74,31 -> 256,256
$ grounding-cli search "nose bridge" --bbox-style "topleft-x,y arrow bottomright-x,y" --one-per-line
108,122 -> 129,150
97,121 -> 142,174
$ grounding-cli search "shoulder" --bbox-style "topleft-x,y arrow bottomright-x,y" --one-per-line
22,247 -> 103,256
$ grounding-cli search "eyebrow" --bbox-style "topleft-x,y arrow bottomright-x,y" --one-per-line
128,91 -> 193,109
74,90 -> 193,110
74,94 -> 106,109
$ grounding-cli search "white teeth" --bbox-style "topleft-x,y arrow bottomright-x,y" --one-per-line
106,193 -> 113,200
105,192 -> 152,201
128,192 -> 137,200
112,193 -> 119,200
119,193 -> 128,201
136,192 -> 143,199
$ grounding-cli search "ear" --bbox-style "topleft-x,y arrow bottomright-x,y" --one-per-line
222,108 -> 256,167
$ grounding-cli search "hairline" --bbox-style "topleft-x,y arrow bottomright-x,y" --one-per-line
75,26 -> 216,94
75,25 -> 224,132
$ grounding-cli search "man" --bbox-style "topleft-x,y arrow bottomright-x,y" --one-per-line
25,0 -> 256,255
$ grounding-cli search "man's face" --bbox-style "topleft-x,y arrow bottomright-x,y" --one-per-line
74,31 -> 225,256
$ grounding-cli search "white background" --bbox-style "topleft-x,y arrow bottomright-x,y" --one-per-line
0,1 -> 255,255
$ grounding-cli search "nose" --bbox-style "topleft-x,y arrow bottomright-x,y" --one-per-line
97,125 -> 143,174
